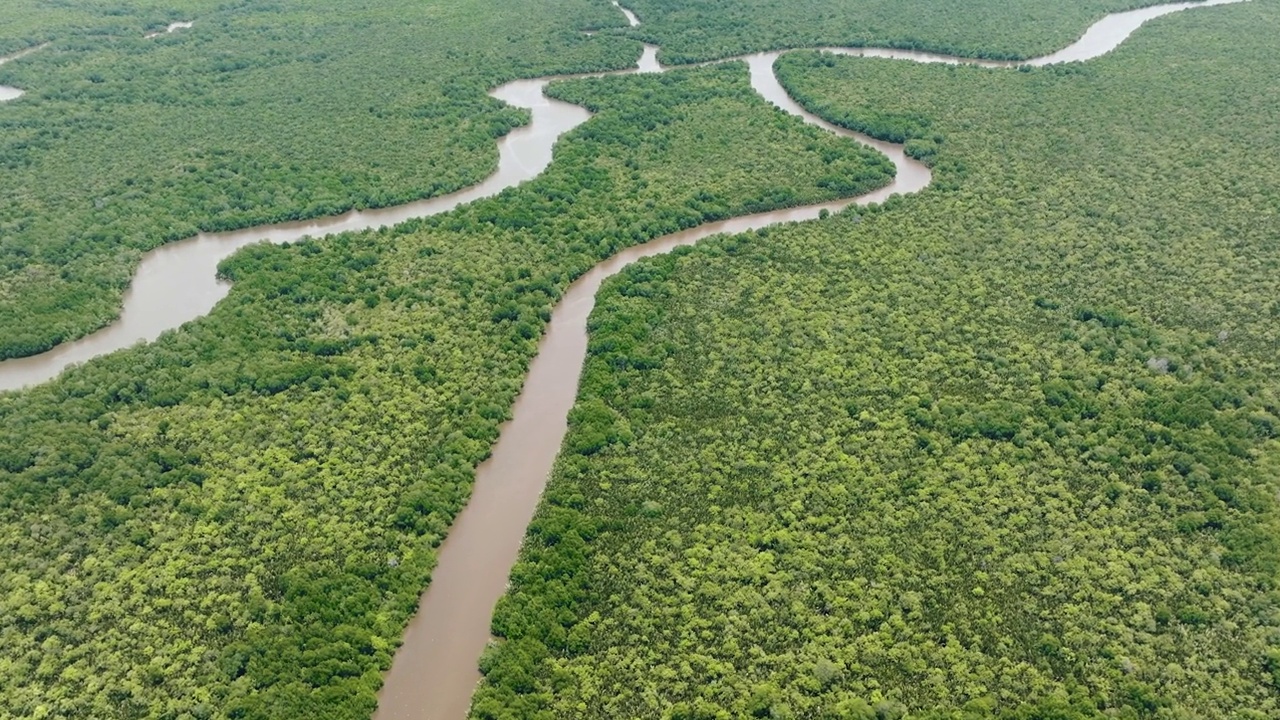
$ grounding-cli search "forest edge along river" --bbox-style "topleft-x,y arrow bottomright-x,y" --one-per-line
0,0 -> 1251,717
0,21 -> 192,103
370,1 -> 1249,719
0,0 -> 1246,392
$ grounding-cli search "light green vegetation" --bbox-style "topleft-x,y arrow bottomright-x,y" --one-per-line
0,65 -> 893,719
0,0 -> 206,53
0,0 -> 637,359
476,2 -> 1280,718
620,0 -> 1212,63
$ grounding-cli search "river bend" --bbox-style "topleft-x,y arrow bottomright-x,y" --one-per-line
372,0 -> 1247,718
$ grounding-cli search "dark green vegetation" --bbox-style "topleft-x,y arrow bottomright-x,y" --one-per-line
0,0 -> 638,359
621,0 -> 1203,64
0,0 -> 1237,360
0,0 -> 234,52
0,64 -> 892,719
476,2 -> 1280,718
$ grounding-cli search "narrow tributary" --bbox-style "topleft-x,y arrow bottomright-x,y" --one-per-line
143,21 -> 194,39
0,20 -> 192,102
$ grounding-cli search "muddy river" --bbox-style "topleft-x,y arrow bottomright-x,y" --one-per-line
371,1 -> 1245,718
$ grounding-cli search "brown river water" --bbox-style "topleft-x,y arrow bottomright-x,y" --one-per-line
0,0 -> 1250,716
0,19 -> 190,101
143,21 -> 194,40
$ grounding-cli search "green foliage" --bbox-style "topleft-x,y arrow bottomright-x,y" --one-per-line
0,0 -> 639,359
619,0 -> 1200,64
476,2 -> 1280,718
0,64 -> 891,718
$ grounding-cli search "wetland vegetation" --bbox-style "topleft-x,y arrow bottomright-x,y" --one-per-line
2,0 -> 1277,718
0,61 -> 890,719
474,2 -> 1280,718
0,0 -> 636,359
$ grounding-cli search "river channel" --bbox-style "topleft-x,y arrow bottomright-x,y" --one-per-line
371,1 -> 1246,718
144,21 -> 195,39
0,0 -> 1249,716
0,0 -> 1243,393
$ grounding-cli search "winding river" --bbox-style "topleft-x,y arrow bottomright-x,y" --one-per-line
0,0 -> 1242,394
371,1 -> 1247,719
0,0 -> 1249,716
0,20 -> 191,102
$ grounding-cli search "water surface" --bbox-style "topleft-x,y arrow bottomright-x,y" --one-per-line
0,0 -> 1252,714
0,44 -> 45,102
144,21 -> 194,39
373,1 -> 1246,717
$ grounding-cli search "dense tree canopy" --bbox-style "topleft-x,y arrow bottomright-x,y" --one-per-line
0,64 -> 891,719
4,0 -> 1278,718
0,0 -> 639,359
474,2 -> 1280,718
